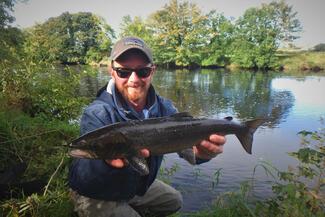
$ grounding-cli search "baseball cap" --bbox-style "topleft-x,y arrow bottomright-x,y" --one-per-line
110,36 -> 153,63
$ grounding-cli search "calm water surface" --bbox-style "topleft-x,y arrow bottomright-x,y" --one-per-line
80,68 -> 325,212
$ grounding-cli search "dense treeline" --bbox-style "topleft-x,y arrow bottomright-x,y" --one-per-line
24,12 -> 115,64
120,0 -> 302,69
124,0 -> 303,69
1,0 -> 304,70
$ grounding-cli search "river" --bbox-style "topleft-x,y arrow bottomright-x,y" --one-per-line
79,67 -> 325,212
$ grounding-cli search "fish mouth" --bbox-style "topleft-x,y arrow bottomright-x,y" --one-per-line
69,149 -> 97,159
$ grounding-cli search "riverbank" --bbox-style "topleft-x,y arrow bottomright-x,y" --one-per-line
89,51 -> 325,72
278,51 -> 325,72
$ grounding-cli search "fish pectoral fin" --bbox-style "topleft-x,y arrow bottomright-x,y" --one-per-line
128,156 -> 149,176
178,148 -> 196,165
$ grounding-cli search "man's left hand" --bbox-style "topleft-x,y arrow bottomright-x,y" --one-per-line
194,134 -> 226,160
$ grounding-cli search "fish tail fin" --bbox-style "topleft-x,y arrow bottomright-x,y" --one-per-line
236,119 -> 266,154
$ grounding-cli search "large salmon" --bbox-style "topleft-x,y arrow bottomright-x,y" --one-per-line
69,112 -> 265,175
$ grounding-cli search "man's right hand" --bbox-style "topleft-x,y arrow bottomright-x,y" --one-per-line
105,149 -> 150,168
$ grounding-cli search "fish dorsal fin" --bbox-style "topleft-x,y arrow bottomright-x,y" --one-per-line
170,112 -> 193,118
224,116 -> 233,121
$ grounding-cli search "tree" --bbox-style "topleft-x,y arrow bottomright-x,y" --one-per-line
119,15 -> 152,42
0,0 -> 15,29
118,15 -> 155,56
201,10 -> 234,67
231,6 -> 279,69
269,0 -> 302,47
24,12 -> 115,64
231,1 -> 301,69
0,0 -> 24,62
147,0 -> 208,67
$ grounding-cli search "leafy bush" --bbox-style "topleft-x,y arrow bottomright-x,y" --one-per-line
0,109 -> 78,176
255,128 -> 325,217
0,60 -> 92,121
0,108 -> 78,217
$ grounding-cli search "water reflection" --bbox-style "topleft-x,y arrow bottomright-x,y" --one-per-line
78,66 -> 110,97
153,69 -> 294,127
272,76 -> 325,116
79,67 -> 295,128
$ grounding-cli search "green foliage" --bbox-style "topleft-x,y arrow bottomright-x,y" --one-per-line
28,65 -> 90,120
158,160 -> 180,184
0,27 -> 25,62
0,167 -> 75,217
0,60 -> 32,110
117,0 -> 301,70
0,109 -> 78,173
0,0 -> 25,63
189,182 -> 256,217
24,12 -> 115,64
201,11 -> 234,67
269,0 -> 302,46
254,127 -> 325,216
119,15 -> 153,44
279,51 -> 325,71
0,60 -> 91,120
0,108 -> 78,216
0,0 -> 15,29
2,0 -> 304,70
147,0 -> 208,67
231,5 -> 280,69
1,190 -> 75,217
230,0 -> 301,69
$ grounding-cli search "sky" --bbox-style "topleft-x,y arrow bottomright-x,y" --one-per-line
13,0 -> 325,49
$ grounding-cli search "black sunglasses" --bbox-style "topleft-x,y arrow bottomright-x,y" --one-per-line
111,63 -> 153,79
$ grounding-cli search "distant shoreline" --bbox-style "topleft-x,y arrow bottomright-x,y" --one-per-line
86,51 -> 325,73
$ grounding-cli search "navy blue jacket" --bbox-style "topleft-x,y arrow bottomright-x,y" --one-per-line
68,80 -> 208,201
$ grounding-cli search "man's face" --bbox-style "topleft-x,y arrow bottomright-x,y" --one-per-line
111,52 -> 155,105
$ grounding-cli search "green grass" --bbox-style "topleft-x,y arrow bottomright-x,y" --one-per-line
0,106 -> 78,217
278,51 -> 325,72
